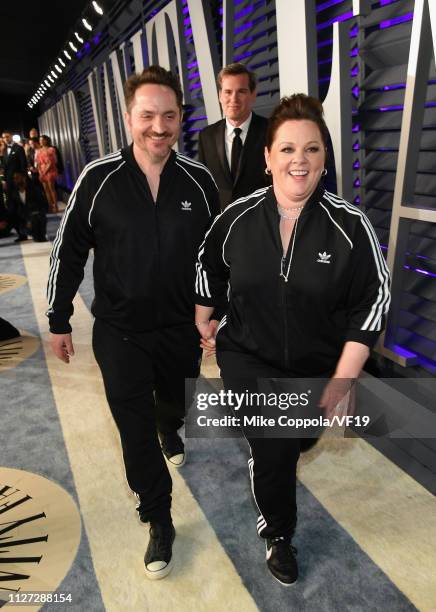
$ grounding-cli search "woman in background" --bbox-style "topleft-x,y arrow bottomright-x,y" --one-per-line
36,134 -> 58,213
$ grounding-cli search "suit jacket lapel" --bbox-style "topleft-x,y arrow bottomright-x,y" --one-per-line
216,120 -> 232,184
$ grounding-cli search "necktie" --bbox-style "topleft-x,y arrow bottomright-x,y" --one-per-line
230,127 -> 242,181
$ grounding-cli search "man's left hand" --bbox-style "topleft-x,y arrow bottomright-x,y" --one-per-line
197,319 -> 219,356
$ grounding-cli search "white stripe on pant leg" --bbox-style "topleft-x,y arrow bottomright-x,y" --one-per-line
247,450 -> 268,536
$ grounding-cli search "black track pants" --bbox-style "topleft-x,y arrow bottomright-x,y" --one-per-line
93,319 -> 201,522
218,350 -> 303,539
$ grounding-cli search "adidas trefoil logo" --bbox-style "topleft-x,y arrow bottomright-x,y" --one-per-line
317,251 -> 331,264
181,200 -> 192,211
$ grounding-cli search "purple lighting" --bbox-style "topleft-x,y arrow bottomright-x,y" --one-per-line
380,13 -> 413,29
352,85 -> 359,98
379,105 -> 404,111
416,268 -> 436,277
392,344 -> 417,359
350,47 -> 359,57
353,196 -> 361,204
350,64 -> 359,77
317,0 -> 344,11
404,265 -> 436,279
318,38 -> 333,49
185,115 -> 207,123
234,13 -> 268,35
353,141 -> 360,152
353,160 -> 360,170
383,83 -> 406,91
235,2 -> 266,20
317,10 -> 353,32
352,123 -> 360,133
354,178 -> 361,188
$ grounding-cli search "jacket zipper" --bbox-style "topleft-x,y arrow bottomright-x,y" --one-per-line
280,218 -> 299,369
281,263 -> 290,368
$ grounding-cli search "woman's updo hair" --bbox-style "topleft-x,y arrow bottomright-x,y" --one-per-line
266,94 -> 329,150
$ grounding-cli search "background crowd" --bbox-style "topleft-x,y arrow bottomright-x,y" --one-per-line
0,127 -> 65,242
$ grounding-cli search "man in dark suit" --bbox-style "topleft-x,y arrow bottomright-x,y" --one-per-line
2,131 -> 27,191
8,171 -> 48,242
198,63 -> 268,210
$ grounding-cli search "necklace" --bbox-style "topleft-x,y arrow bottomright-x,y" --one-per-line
277,208 -> 302,220
277,203 -> 304,220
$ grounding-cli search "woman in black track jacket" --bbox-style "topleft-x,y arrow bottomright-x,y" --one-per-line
195,95 -> 390,586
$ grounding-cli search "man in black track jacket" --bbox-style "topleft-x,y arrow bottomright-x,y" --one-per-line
47,66 -> 220,579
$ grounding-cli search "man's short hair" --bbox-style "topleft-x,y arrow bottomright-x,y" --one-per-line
216,63 -> 257,92
30,137 -> 39,144
124,65 -> 183,113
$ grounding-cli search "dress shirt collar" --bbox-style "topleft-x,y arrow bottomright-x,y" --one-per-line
225,113 -> 252,140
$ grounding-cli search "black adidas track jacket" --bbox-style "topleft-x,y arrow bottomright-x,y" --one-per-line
47,145 -> 220,334
195,184 -> 391,375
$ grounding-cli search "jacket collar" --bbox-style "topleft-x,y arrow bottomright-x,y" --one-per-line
265,181 -> 326,217
121,143 -> 176,179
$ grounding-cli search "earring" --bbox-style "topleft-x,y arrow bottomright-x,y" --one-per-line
265,168 -> 271,175
321,168 -> 327,176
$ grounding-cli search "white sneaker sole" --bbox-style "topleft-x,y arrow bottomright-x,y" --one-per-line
270,571 -> 297,587
145,557 -> 174,580
164,450 -> 186,467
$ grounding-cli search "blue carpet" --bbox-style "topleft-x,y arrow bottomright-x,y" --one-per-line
0,232 -> 104,612
0,216 -> 418,611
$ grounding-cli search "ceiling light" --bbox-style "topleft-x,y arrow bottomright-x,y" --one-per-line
48,75 -> 54,83
51,70 -> 58,79
59,58 -> 66,67
45,79 -> 50,87
92,1 -> 103,15
64,50 -> 72,60
82,18 -> 92,31
75,32 -> 84,44
69,41 -> 78,52
55,65 -> 62,73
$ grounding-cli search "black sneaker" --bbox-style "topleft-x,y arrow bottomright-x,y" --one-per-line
144,522 -> 176,580
160,431 -> 185,467
266,536 -> 298,586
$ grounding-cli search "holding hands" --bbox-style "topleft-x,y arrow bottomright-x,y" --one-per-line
196,320 -> 219,357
